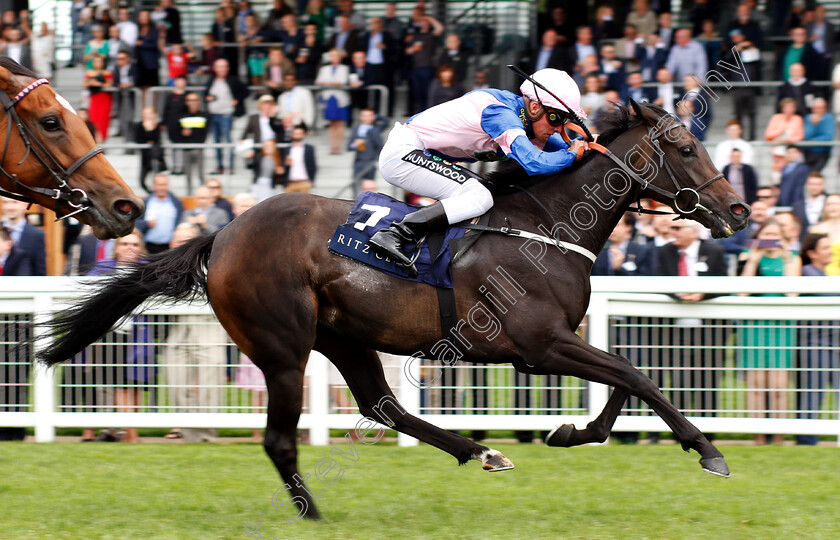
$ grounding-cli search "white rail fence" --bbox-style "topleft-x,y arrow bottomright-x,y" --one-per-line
1,277 -> 838,445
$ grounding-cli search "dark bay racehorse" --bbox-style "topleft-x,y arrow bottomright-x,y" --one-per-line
38,101 -> 749,520
0,58 -> 142,237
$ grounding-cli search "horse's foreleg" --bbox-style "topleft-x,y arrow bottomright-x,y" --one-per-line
314,327 -> 514,472
530,329 -> 729,477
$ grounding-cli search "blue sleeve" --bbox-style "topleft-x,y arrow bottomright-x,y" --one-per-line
509,135 -> 578,176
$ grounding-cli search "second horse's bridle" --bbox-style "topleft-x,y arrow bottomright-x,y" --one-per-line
0,78 -> 104,220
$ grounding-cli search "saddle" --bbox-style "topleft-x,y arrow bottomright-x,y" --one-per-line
328,192 -> 486,289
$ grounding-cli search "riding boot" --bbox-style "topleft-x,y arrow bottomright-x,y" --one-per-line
369,202 -> 449,278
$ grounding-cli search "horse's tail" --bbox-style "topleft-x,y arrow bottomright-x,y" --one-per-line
37,232 -> 218,367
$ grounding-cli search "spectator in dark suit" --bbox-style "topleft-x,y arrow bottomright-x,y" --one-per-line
65,232 -> 114,276
135,107 -> 166,194
328,15 -> 363,63
599,213 -> 656,277
113,51 -> 137,140
722,149 -> 759,205
240,94 -> 284,172
688,0 -> 715,37
280,125 -> 317,193
348,51 -> 380,113
1,198 -> 45,276
656,220 -> 728,422
598,43 -> 626,96
531,29 -> 572,73
435,33 -> 468,83
1,26 -> 32,70
362,16 -> 397,87
778,145 -> 810,208
721,30 -> 761,140
592,5 -> 620,42
725,3 -> 763,49
0,226 -> 32,276
678,75 -> 712,141
792,172 -> 826,243
277,14 -> 305,59
636,33 -> 667,82
211,7 -> 237,75
294,23 -> 324,84
622,71 -> 654,105
805,5 -> 835,82
655,11 -> 676,50
161,75 -> 188,174
348,108 -> 386,194
777,63 -> 817,118
614,24 -> 642,73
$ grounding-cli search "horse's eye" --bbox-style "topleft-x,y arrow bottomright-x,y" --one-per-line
680,145 -> 693,157
42,117 -> 61,132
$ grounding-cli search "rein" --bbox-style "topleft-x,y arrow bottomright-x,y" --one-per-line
561,121 -> 724,217
466,114 -> 726,264
0,78 -> 102,221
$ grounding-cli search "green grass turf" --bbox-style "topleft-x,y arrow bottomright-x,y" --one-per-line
1,441 -> 838,539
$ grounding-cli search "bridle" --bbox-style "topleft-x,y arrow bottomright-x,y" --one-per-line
560,120 -> 725,216
506,64 -> 724,217
0,78 -> 103,221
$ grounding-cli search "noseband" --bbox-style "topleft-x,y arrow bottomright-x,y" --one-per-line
0,78 -> 103,221
563,121 -> 724,216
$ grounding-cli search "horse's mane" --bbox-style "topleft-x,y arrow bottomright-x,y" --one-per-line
0,56 -> 39,80
485,103 -> 660,194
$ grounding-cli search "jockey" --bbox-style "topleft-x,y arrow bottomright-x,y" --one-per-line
369,68 -> 590,277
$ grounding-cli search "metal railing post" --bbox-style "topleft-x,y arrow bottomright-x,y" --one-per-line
398,355 -> 420,447
307,351 -> 329,446
32,293 -> 55,442
586,293 -> 610,423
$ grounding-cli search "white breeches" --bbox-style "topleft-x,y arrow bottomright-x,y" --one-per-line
378,123 -> 494,224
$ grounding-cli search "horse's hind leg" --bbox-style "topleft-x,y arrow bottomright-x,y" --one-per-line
545,387 -> 629,447
261,360 -> 322,521
314,327 -> 514,471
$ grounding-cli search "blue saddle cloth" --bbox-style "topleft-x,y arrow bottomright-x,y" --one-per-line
328,192 -> 468,288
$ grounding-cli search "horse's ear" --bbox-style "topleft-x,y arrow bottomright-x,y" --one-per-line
628,97 -> 644,119
0,65 -> 15,95
629,99 -> 661,128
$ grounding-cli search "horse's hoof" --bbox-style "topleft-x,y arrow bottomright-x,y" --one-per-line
479,449 -> 515,472
700,456 -> 731,478
545,424 -> 575,447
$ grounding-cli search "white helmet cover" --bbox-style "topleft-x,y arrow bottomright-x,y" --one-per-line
520,68 -> 587,119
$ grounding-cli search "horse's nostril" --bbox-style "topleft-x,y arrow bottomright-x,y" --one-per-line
730,203 -> 750,218
114,199 -> 140,220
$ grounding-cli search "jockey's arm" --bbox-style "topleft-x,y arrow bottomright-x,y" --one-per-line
481,102 -> 583,176
507,135 -> 579,176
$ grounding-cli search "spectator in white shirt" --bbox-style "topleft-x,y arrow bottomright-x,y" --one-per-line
713,120 -> 754,170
